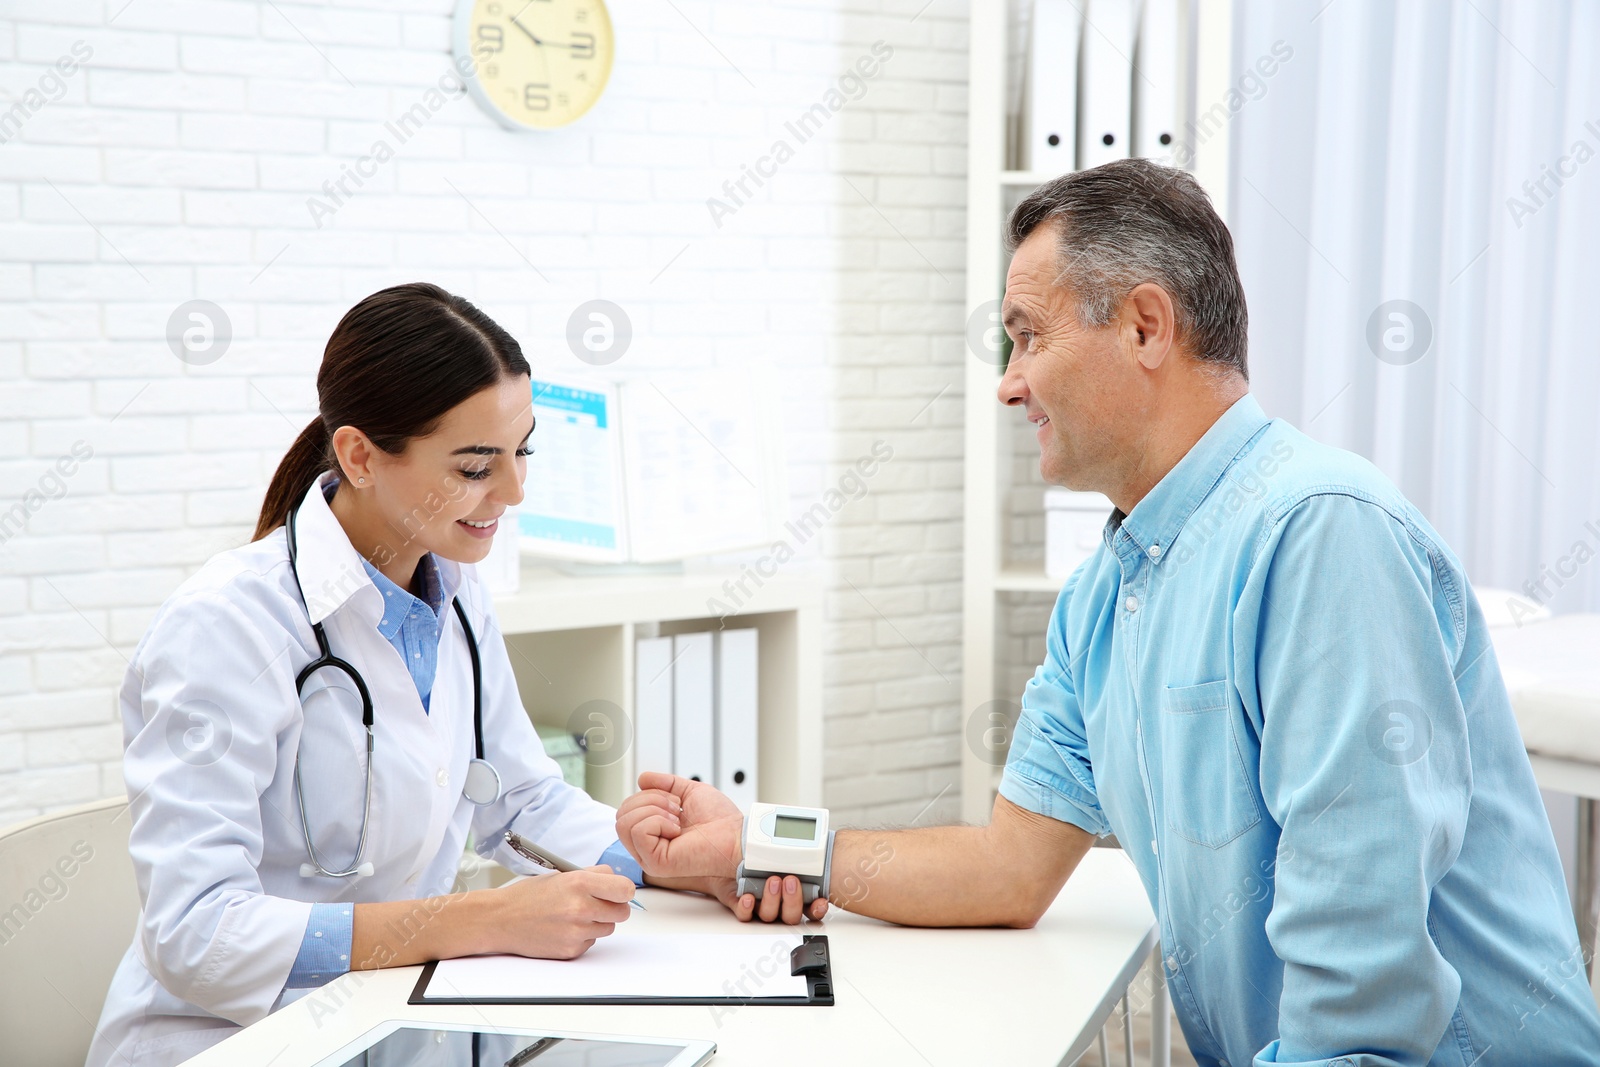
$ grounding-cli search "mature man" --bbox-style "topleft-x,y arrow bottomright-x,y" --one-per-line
617,159 -> 1600,1065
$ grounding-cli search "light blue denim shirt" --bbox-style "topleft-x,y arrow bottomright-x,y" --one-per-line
287,549 -> 641,989
1000,394 -> 1600,1067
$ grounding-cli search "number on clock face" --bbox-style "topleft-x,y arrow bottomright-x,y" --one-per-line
464,0 -> 614,130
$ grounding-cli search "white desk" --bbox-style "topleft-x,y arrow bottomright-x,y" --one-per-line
1486,610 -> 1600,1002
180,849 -> 1162,1067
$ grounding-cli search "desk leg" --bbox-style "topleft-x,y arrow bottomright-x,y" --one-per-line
1121,994 -> 1134,1067
1581,797 -> 1598,982
1151,949 -> 1171,1067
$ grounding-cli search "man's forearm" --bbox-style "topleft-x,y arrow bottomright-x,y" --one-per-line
825,798 -> 1095,927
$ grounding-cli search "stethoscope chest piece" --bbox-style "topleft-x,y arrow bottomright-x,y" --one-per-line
463,757 -> 501,806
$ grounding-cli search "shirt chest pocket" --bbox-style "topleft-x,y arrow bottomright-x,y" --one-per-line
1158,679 -> 1261,848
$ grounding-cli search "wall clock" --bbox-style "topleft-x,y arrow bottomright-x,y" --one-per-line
454,0 -> 615,130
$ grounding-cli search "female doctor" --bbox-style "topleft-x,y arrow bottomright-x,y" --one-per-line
86,283 -> 712,1067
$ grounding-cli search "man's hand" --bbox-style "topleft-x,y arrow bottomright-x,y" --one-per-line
616,771 -> 827,924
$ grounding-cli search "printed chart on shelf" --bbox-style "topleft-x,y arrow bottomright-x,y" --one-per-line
519,371 -> 785,564
521,378 -> 627,562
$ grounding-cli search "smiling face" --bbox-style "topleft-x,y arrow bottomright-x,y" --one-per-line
330,374 -> 532,579
998,222 -> 1146,492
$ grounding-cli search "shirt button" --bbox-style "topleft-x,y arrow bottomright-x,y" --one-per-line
1124,595 -> 1139,612
1148,543 -> 1162,558
436,768 -> 448,787
1164,953 -> 1177,971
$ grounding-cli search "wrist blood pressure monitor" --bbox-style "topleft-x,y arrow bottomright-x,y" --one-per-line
735,803 -> 834,904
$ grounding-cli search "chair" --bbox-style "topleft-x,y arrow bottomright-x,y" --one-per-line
0,797 -> 138,1067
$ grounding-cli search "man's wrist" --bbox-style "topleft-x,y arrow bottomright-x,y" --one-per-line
821,829 -> 837,899
733,806 -> 832,903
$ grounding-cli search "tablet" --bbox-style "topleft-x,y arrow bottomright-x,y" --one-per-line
308,1021 -> 715,1067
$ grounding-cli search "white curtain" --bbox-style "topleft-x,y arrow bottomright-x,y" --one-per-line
1228,0 -> 1600,615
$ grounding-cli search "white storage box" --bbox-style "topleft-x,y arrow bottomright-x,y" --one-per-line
1044,489 -> 1113,580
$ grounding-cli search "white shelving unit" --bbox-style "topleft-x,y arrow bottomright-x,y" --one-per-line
491,563 -> 823,812
960,0 -> 1235,824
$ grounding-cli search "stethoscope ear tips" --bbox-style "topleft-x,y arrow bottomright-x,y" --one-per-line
299,863 -> 318,878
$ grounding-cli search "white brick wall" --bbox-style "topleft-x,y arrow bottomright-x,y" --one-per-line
0,0 -> 969,827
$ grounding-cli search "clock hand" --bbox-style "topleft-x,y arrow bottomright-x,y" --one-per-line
508,22 -> 579,50
508,14 -> 544,47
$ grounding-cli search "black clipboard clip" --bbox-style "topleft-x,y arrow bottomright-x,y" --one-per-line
790,935 -> 833,1004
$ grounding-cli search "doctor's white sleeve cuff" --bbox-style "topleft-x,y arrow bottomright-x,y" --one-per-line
599,839 -> 645,886
284,903 -> 354,989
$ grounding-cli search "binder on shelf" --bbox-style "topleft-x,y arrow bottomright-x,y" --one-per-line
1023,0 -> 1082,173
634,636 -> 675,778
672,632 -> 715,784
1078,0 -> 1137,169
1134,0 -> 1183,164
714,628 -> 759,809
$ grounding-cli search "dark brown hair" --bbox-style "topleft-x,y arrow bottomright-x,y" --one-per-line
1006,158 -> 1249,380
253,282 -> 529,540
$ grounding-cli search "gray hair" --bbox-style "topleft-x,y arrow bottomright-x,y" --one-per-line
1005,158 -> 1249,380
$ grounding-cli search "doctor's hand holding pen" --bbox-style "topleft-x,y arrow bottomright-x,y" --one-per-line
346,865 -> 638,969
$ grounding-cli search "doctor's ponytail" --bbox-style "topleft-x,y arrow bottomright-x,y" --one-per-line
255,417 -> 333,540
252,282 -> 529,541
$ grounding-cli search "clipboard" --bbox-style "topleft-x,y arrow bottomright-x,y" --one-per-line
408,934 -> 834,1007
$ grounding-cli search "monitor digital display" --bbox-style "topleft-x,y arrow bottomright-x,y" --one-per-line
773,815 -> 816,841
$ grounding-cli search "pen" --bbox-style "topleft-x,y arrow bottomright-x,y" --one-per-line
504,830 -> 646,911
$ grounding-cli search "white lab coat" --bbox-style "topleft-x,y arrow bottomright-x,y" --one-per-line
86,474 -> 619,1067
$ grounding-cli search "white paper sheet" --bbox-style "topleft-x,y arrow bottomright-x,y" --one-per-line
418,933 -> 810,1002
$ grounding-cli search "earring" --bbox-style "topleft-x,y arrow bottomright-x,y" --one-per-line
357,477 -> 366,485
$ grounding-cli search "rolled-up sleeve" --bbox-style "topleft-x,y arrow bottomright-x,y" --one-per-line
999,573 -> 1110,838
123,592 -> 315,1026
1241,493 -> 1470,1067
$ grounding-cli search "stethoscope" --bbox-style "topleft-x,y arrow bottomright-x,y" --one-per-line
286,501 -> 503,879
